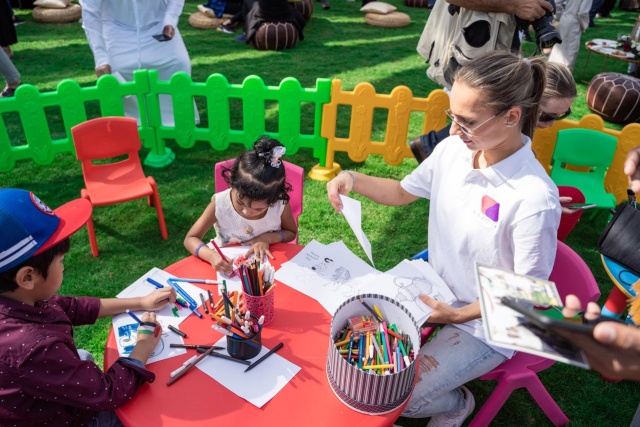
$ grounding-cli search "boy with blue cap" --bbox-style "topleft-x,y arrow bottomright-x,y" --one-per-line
0,189 -> 176,426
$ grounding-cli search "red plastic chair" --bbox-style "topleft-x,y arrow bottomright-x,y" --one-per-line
214,158 -> 304,244
557,186 -> 585,242
71,117 -> 168,257
417,241 -> 600,426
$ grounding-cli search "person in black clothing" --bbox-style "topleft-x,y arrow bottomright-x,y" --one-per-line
217,0 -> 306,44
1,0 -> 18,58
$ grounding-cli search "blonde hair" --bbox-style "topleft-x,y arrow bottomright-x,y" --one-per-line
543,61 -> 577,102
454,51 -> 547,138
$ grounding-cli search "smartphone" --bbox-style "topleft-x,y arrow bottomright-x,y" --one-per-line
562,203 -> 597,210
500,296 -> 595,335
153,34 -> 169,42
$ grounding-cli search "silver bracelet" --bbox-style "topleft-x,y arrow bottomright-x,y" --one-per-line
339,170 -> 356,188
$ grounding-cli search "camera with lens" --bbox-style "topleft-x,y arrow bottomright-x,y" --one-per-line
517,0 -> 562,50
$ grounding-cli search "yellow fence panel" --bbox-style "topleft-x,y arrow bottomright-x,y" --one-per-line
309,79 -> 449,181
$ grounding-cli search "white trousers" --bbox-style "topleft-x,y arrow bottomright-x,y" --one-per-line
548,0 -> 593,70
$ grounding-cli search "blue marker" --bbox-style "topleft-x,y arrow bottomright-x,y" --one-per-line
167,279 -> 203,319
167,279 -> 198,307
126,309 -> 143,324
146,277 -> 164,289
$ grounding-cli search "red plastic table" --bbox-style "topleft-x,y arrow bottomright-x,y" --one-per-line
104,243 -> 407,426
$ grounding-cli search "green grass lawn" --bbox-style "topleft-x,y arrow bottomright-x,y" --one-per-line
4,1 -> 640,425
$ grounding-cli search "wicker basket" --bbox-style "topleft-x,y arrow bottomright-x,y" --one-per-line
33,3 -> 81,23
188,11 -> 231,29
364,11 -> 410,28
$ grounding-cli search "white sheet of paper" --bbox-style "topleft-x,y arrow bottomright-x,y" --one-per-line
112,267 -> 205,363
383,259 -> 457,324
196,337 -> 301,408
274,240 -> 380,315
338,194 -> 374,267
274,240 -> 456,324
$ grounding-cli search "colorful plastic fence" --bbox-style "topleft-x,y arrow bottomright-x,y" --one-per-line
0,70 -> 331,172
1,69 -> 636,197
0,72 -> 154,173
144,71 -> 332,167
532,114 -> 640,204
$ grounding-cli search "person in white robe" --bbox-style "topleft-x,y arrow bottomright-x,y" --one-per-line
548,0 -> 593,70
81,0 -> 199,126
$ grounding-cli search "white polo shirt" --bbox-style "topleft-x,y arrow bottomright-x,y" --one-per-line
401,134 -> 560,356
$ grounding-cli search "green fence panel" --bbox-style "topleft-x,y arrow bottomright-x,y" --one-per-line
0,70 -> 153,173
146,72 -> 331,167
0,70 -> 330,173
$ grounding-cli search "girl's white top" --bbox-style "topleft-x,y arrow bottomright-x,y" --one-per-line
213,188 -> 285,247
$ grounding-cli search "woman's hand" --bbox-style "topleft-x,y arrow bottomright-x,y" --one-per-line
418,296 -> 480,324
559,196 -> 580,215
418,295 -> 460,324
163,25 -> 175,40
140,287 -> 176,311
245,241 -> 274,262
326,172 -> 354,213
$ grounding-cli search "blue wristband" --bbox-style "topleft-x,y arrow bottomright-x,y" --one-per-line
274,230 -> 285,243
194,243 -> 207,259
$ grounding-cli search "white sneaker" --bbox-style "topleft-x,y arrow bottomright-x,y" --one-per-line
426,386 -> 475,427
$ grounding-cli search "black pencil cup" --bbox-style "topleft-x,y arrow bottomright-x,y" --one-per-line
226,328 -> 262,360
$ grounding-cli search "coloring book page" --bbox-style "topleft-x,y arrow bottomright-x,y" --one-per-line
274,240 -> 455,323
274,239 -> 380,315
339,194 -> 374,267
383,259 -> 456,325
112,267 -> 205,364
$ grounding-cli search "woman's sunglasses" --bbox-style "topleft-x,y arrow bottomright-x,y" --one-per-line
539,108 -> 571,122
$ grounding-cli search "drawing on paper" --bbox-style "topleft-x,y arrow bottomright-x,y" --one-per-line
302,254 -> 363,298
117,322 -> 167,357
394,276 -> 447,312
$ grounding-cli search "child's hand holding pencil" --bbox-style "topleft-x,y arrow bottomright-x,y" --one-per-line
199,240 -> 234,275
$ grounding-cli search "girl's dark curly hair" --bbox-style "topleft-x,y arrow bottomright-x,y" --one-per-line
222,136 -> 292,205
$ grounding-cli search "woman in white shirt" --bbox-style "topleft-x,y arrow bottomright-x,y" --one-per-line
327,51 -> 561,426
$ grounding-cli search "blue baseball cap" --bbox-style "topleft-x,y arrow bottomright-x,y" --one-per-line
0,189 -> 92,272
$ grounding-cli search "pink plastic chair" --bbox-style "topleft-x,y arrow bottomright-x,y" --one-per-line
214,159 -> 304,244
71,117 -> 168,257
470,241 -> 601,426
418,241 -> 600,426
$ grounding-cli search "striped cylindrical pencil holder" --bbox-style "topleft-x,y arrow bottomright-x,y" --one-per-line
326,294 -> 420,415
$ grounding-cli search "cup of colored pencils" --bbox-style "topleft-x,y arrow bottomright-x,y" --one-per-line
226,315 -> 262,360
209,286 -> 265,360
238,259 -> 277,325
